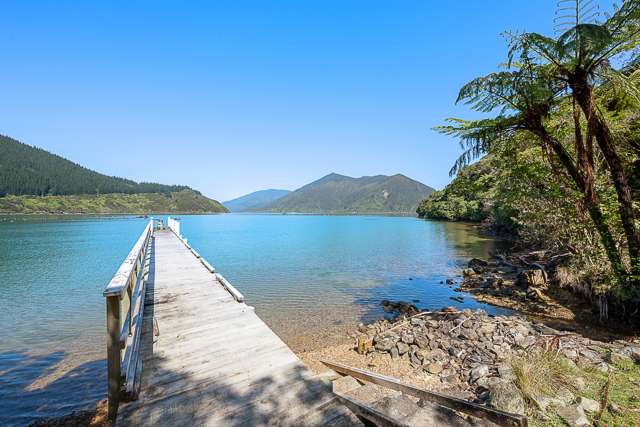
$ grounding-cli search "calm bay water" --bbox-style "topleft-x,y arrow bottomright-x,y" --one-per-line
0,214 -> 510,425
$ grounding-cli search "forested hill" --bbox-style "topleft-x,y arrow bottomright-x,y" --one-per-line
223,189 -> 291,212
260,173 -> 435,213
0,134 -> 190,196
0,134 -> 228,214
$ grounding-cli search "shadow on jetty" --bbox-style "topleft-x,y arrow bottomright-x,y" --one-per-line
0,350 -> 105,426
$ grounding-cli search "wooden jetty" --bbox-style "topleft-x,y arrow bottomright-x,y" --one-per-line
103,219 -> 349,426
102,218 -> 527,427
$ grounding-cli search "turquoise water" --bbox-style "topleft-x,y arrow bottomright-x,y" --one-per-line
0,214 -> 510,425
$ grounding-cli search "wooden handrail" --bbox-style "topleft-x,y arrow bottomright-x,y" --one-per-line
215,273 -> 245,302
103,221 -> 153,297
322,360 -> 528,427
103,219 -> 155,421
168,217 -> 245,303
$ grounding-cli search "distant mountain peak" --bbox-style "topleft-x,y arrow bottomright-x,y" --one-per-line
223,188 -> 291,212
259,173 -> 435,214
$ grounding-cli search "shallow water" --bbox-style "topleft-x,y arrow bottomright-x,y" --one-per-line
0,214 -> 510,425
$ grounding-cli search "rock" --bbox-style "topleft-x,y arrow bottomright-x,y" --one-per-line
576,396 -> 600,413
574,377 -> 586,392
556,387 -> 576,405
332,375 -> 361,394
431,348 -> 447,361
416,349 -> 432,362
604,351 -> 630,364
476,376 -> 501,389
595,362 -> 610,373
579,348 -> 600,361
478,323 -> 497,335
470,364 -> 490,382
488,381 -> 525,415
380,300 -> 419,317
531,394 -> 563,412
390,347 -> 400,359
410,318 -> 426,327
516,269 -> 547,288
446,278 -> 454,285
374,335 -> 397,352
426,362 -> 443,375
356,335 -> 374,354
400,331 -> 414,345
608,402 -> 622,415
462,268 -> 476,277
440,368 -> 455,378
459,329 -> 477,341
404,400 -> 471,427
527,287 -> 547,301
469,258 -> 488,269
414,335 -> 429,349
372,395 -> 418,420
557,404 -> 589,427
449,347 -> 465,359
497,363 -> 515,381
410,352 -> 422,367
397,342 -> 410,355
621,346 -> 640,363
563,349 -> 578,359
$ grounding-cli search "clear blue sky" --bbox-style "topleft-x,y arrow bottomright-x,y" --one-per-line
0,1 -> 614,201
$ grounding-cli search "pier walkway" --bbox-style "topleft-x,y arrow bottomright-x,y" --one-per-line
101,219 -> 527,427
103,220 -> 350,426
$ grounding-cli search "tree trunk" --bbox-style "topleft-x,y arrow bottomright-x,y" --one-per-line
571,81 -> 640,286
533,125 -> 629,287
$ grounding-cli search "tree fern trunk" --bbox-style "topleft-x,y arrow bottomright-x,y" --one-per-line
571,81 -> 640,290
534,126 -> 629,289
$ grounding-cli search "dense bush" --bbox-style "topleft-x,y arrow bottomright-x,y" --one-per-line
0,135 -> 192,196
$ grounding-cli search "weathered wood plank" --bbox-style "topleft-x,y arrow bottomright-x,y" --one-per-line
116,229 -> 343,426
322,360 -> 528,427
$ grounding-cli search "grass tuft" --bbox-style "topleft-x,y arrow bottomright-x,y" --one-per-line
511,349 -> 579,408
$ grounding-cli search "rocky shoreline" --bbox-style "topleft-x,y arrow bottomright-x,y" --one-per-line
454,250 -> 603,330
352,306 -> 639,415
302,251 -> 640,425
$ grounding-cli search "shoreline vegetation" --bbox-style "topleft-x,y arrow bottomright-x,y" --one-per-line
0,135 -> 228,215
0,190 -> 228,215
413,0 -> 640,333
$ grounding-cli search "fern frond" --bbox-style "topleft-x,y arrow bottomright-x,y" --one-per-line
435,116 -> 522,175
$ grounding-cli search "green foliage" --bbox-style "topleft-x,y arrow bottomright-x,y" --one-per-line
416,156 -> 500,223
422,0 -> 640,301
0,134 -> 192,196
0,190 -> 228,214
262,173 -> 435,213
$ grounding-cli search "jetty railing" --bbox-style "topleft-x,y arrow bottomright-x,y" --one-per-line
167,217 -> 245,302
167,216 -> 181,237
103,219 -> 156,420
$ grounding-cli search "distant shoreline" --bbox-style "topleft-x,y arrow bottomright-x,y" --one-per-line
0,190 -> 228,215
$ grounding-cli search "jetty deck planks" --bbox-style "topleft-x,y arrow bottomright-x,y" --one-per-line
116,230 -> 338,426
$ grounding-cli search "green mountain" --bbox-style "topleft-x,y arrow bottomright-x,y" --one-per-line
0,134 -> 227,214
223,189 -> 290,212
259,173 -> 435,214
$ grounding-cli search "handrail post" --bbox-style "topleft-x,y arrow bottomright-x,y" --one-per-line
106,295 -> 122,421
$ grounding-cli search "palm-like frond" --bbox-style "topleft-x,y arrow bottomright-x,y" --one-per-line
457,68 -> 561,117
457,72 -> 522,113
510,1 -> 640,76
595,63 -> 640,105
435,116 -> 522,175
